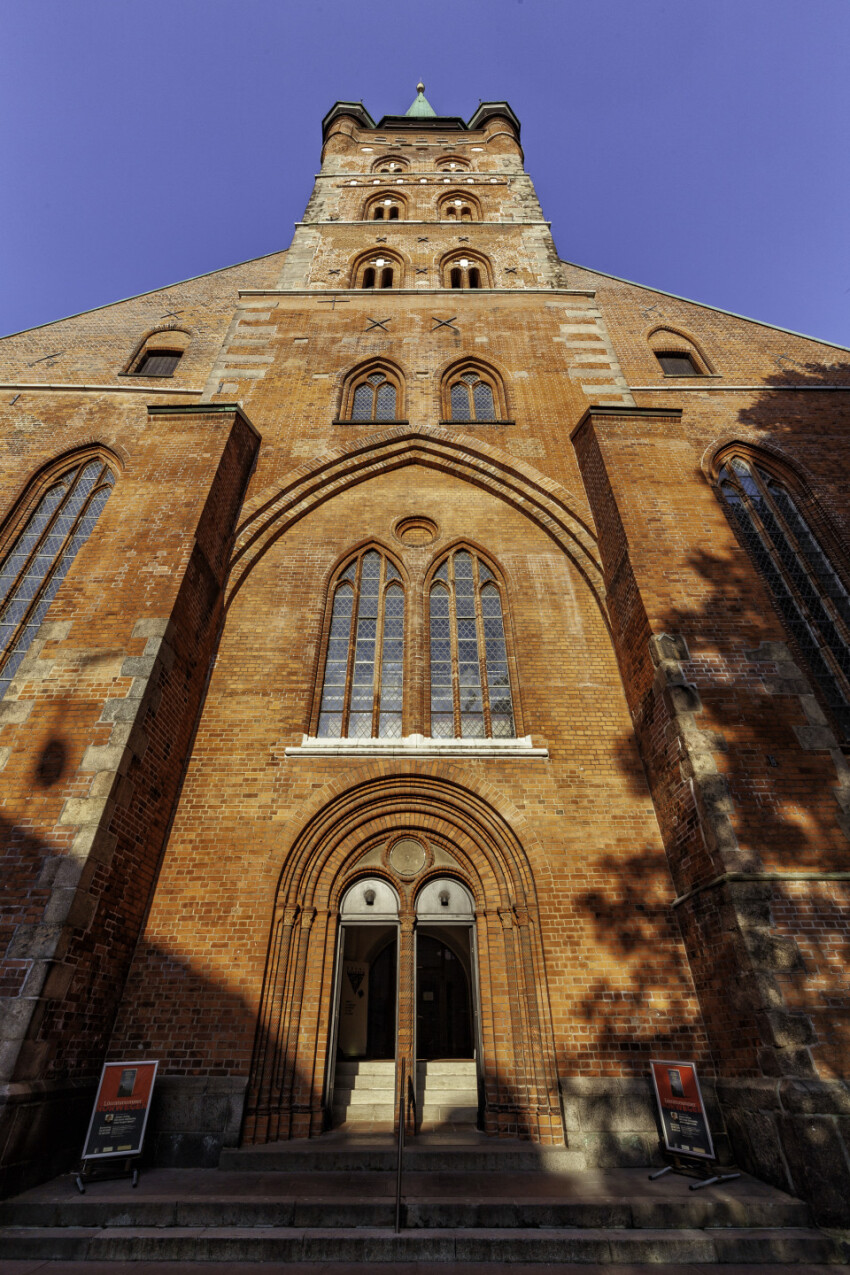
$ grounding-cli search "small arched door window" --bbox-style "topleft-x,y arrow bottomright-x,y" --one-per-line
349,370 -> 399,421
429,549 -> 515,739
718,455 -> 850,742
0,456 -> 116,698
449,371 -> 496,422
317,549 -> 405,739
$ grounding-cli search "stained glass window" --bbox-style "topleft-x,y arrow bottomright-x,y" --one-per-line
428,549 -> 515,739
317,549 -> 405,738
0,457 -> 116,699
718,456 -> 850,743
449,371 -> 496,422
349,371 -> 398,422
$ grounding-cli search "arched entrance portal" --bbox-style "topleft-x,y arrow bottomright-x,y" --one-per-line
327,876 -> 480,1128
244,769 -> 564,1147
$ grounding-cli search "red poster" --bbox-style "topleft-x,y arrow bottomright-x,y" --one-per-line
650,1059 -> 715,1160
81,1060 -> 158,1161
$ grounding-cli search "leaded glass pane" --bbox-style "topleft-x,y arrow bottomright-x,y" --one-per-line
473,382 -> 495,420
721,469 -> 850,742
379,585 -> 404,735
451,384 -> 470,419
430,583 -> 455,737
351,384 -> 373,420
368,373 -> 384,384
376,382 -> 397,420
0,459 -> 114,695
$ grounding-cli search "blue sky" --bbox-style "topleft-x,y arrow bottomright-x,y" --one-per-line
2,0 -> 849,345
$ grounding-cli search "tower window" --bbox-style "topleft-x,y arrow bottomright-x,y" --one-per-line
656,351 -> 700,376
360,257 -> 395,289
449,371 -> 496,421
316,549 -> 405,739
429,549 -> 515,739
443,255 -> 488,289
0,456 -> 116,698
718,455 -> 850,743
349,371 -> 398,422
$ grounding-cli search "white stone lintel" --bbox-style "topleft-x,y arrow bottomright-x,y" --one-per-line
285,733 -> 548,759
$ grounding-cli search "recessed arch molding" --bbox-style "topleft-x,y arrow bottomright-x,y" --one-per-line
243,762 -> 565,1145
226,424 -> 604,615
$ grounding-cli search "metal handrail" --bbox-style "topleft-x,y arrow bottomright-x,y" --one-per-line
394,1060 -> 417,1233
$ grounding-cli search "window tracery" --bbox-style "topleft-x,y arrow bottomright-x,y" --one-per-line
0,454 -> 116,698
717,453 -> 850,742
429,549 -> 515,739
316,549 -> 405,739
443,365 -> 502,422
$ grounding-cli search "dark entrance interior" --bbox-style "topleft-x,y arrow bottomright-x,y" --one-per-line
336,924 -> 397,1060
416,930 -> 474,1059
367,939 -> 396,1059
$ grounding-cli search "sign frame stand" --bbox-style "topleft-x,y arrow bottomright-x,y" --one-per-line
75,1059 -> 158,1194
648,1059 -> 741,1193
75,1157 -> 140,1195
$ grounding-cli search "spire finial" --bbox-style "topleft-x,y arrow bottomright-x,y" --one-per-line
417,80 -> 425,95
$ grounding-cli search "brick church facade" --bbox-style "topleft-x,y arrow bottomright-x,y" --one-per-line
1,86 -> 849,1225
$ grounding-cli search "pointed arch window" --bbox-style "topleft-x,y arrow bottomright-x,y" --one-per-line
449,371 -> 496,422
718,455 -> 850,742
317,549 -> 405,739
341,364 -> 403,423
350,370 -> 398,421
0,456 -> 116,698
429,549 -> 515,738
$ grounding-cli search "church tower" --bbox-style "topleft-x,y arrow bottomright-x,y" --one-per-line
1,85 -> 849,1233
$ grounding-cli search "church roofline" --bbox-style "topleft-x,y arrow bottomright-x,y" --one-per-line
322,98 -> 521,140
560,256 -> 850,353
0,248 -> 289,342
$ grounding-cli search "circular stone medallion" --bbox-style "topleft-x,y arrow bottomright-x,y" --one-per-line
388,837 -> 427,878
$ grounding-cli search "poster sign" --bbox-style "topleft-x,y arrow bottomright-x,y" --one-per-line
82,1060 -> 158,1161
649,1059 -> 715,1160
338,961 -> 369,1057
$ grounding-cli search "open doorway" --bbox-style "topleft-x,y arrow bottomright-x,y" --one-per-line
329,877 -> 399,1127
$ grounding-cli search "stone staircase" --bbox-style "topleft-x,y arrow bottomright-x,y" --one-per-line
332,1058 -> 395,1124
332,1057 -> 479,1128
0,1136 -> 847,1265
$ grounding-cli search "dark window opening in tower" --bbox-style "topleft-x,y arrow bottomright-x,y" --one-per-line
373,207 -> 385,220
450,267 -> 462,289
380,267 -> 393,288
469,267 -> 480,289
389,206 -> 399,220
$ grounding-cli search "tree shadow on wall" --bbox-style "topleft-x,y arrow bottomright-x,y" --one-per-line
574,359 -> 850,1206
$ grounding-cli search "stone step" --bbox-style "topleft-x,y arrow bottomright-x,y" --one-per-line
0,1189 -> 815,1232
335,1059 -> 395,1075
219,1143 -> 587,1173
0,1224 -> 842,1264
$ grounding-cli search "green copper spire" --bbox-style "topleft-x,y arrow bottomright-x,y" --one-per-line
405,80 -> 436,118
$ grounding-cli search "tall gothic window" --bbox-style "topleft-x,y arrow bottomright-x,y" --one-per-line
429,549 -> 515,738
317,549 -> 405,738
0,456 -> 116,698
718,455 -> 850,742
449,371 -> 496,422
